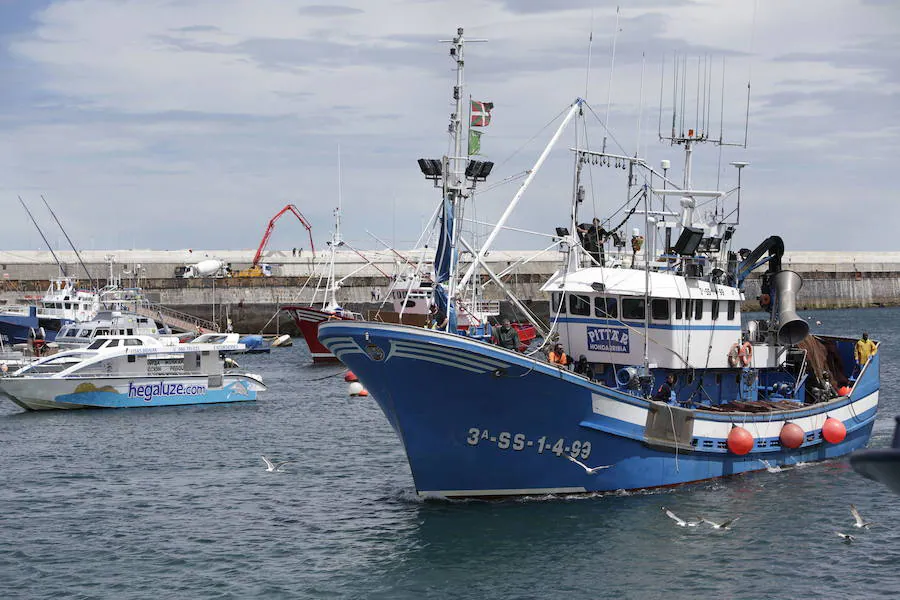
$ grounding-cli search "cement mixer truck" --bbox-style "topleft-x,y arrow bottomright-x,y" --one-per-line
174,259 -> 229,279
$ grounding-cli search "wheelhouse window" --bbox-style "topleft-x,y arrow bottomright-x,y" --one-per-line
124,339 -> 143,346
87,340 -> 105,350
675,299 -> 683,320
684,299 -> 692,320
727,300 -> 736,320
594,296 -> 618,319
621,298 -> 646,320
711,300 -> 720,320
651,298 -> 669,321
551,292 -> 563,314
694,300 -> 704,321
569,294 -> 591,316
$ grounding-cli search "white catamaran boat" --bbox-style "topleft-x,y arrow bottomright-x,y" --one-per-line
0,335 -> 266,411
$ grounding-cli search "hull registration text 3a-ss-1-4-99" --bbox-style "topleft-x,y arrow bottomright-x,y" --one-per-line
466,428 -> 592,459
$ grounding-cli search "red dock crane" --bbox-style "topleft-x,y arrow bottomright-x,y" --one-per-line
233,204 -> 316,277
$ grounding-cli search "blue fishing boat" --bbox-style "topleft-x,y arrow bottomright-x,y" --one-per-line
318,29 -> 880,498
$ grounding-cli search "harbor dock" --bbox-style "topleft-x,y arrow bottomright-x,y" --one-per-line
1,249 -> 898,332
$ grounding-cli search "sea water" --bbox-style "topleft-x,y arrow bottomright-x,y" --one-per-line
1,307 -> 899,599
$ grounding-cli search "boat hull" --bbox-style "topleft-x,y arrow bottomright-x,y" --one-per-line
0,374 -> 265,411
283,306 -> 356,363
319,321 -> 879,498
0,313 -> 70,345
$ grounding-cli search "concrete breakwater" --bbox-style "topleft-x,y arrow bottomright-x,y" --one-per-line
1,249 -> 898,332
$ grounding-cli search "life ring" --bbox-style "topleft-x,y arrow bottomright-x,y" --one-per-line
740,341 -> 753,367
727,343 -> 740,367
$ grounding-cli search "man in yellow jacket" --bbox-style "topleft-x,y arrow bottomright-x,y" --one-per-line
855,332 -> 877,368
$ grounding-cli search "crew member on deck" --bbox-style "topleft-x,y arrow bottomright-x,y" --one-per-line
576,217 -> 607,267
855,332 -> 877,370
428,304 -> 448,330
548,343 -> 568,367
653,373 -> 677,403
573,355 -> 594,380
492,318 -> 520,351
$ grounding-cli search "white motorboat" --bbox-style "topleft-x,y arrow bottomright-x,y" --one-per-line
0,335 -> 266,411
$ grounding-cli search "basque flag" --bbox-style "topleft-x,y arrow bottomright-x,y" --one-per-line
470,100 -> 494,127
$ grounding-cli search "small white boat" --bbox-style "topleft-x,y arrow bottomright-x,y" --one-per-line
54,310 -> 162,349
0,335 -> 266,411
270,334 -> 292,348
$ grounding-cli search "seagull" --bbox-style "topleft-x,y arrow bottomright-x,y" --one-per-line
701,516 -> 741,530
759,458 -> 784,473
261,456 -> 292,472
564,453 -> 612,475
836,532 -> 855,543
850,504 -> 875,529
662,507 -> 702,527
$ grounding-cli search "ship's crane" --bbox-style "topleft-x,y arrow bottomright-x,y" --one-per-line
233,204 -> 316,277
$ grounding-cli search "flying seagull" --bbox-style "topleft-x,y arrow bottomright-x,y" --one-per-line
836,532 -> 855,543
701,516 -> 741,530
850,504 -> 875,529
662,507 -> 702,527
261,456 -> 292,472
564,453 -> 612,475
759,459 -> 784,473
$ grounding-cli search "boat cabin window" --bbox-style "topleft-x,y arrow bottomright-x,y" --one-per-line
569,294 -> 591,316
79,329 -> 89,337
711,300 -> 720,320
96,329 -> 110,336
594,296 -> 618,319
675,299 -> 683,320
127,329 -> 134,335
684,299 -> 692,320
622,298 -> 645,320
651,298 -> 669,321
106,339 -> 120,348
87,340 -> 106,350
124,339 -> 142,346
727,300 -> 736,320
694,300 -> 703,320
551,292 -> 563,313
403,300 -> 417,308
64,303 -> 72,309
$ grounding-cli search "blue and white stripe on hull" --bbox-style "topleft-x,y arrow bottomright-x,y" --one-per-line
319,320 -> 879,498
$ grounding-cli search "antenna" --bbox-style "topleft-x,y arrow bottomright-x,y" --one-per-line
601,5 -> 621,152
584,10 -> 595,100
19,196 -> 66,277
41,195 -> 95,288
657,53 -> 749,148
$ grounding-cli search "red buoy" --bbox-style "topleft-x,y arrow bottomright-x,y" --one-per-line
344,370 -> 358,383
822,417 -> 847,444
358,388 -> 369,397
779,422 -> 805,449
727,426 -> 754,455
837,385 -> 852,397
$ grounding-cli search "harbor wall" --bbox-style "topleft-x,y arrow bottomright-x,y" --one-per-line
1,250 -> 899,332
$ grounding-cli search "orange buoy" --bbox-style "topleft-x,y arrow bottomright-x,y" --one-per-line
358,389 -> 369,397
727,426 -> 754,455
344,370 -> 358,383
779,422 -> 805,449
837,385 -> 852,397
822,417 -> 847,444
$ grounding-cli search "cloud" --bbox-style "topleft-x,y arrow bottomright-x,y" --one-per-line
0,0 -> 896,254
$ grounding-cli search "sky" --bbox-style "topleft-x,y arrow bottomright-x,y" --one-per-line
0,0 -> 897,254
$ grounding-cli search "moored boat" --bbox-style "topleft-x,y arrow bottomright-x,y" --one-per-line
0,335 -> 265,411
317,28 -> 880,499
